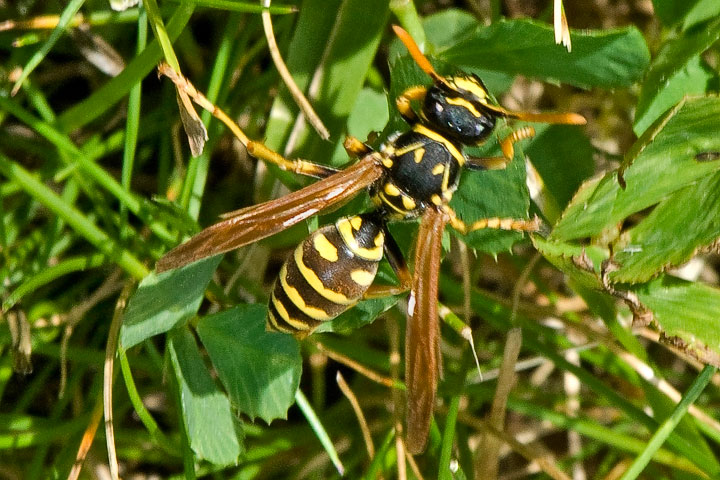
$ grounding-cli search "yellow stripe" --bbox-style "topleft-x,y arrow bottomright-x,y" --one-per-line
294,246 -> 355,305
350,216 -> 362,229
431,194 -> 442,206
350,269 -> 374,287
267,310 -> 295,334
313,233 -> 338,262
271,291 -> 313,331
446,96 -> 481,117
337,218 -> 384,261
279,264 -> 334,321
432,164 -> 444,175
413,124 -> 465,166
413,147 -> 425,163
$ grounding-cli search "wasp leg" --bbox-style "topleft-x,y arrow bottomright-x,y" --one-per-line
343,135 -> 374,158
364,226 -> 413,298
465,126 -> 536,171
246,141 -> 340,179
395,86 -> 428,124
445,207 -> 541,234
158,62 -> 340,180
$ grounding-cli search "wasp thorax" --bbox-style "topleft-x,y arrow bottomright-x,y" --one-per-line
422,75 -> 496,144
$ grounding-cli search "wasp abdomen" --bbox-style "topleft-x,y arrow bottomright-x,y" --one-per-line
267,214 -> 384,336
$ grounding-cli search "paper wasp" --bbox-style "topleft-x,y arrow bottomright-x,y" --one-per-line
157,25 -> 585,454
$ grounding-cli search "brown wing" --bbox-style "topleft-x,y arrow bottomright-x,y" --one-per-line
405,206 -> 447,454
156,157 -> 383,272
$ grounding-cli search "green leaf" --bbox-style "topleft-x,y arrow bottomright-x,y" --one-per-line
632,275 -> 720,368
317,296 -> 399,334
525,124 -> 595,219
611,170 -> 720,283
451,142 -> 531,255
634,17 -> 720,135
168,328 -> 242,465
120,255 -> 222,349
553,96 -> 720,241
422,8 -> 478,48
652,0 -> 720,29
533,236 -> 609,291
196,304 -> 302,423
441,19 -> 650,89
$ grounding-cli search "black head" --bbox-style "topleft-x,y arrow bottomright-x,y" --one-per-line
421,74 -> 498,145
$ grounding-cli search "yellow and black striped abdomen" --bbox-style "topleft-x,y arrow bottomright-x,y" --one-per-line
267,214 -> 385,336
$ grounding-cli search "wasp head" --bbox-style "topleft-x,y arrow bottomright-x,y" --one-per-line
421,74 -> 498,145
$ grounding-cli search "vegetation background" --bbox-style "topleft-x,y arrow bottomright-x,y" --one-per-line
1,0 -> 720,478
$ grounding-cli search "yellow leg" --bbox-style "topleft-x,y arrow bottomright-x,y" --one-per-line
343,135 -> 373,158
465,126 -> 536,171
363,226 -> 412,299
159,62 -> 340,179
444,206 -> 541,234
395,85 -> 428,124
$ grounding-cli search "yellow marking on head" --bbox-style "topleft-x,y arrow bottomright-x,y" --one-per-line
280,265 -> 334,321
384,183 -> 401,197
414,147 -> 425,164
382,157 -> 394,168
350,216 -> 363,230
446,96 -> 481,117
432,164 -> 445,175
413,124 -> 465,166
350,269 -> 375,287
452,77 -> 488,101
313,233 -> 338,262
337,218 -> 384,261
402,196 -> 417,211
431,194 -> 443,206
294,246 -> 355,305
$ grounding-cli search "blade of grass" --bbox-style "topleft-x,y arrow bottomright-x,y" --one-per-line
294,389 -> 345,476
390,0 -> 426,53
619,365 -> 716,480
143,0 -> 180,70
118,347 -> 179,455
3,253 -> 107,311
439,395 -> 461,480
0,96 -> 175,244
179,12 -> 240,218
121,9 -> 147,240
10,0 -> 86,95
167,0 -> 296,14
503,399 -> 705,475
56,4 -> 194,131
0,153 -> 148,279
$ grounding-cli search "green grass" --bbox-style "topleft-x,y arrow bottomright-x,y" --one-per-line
2,1 -> 720,478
